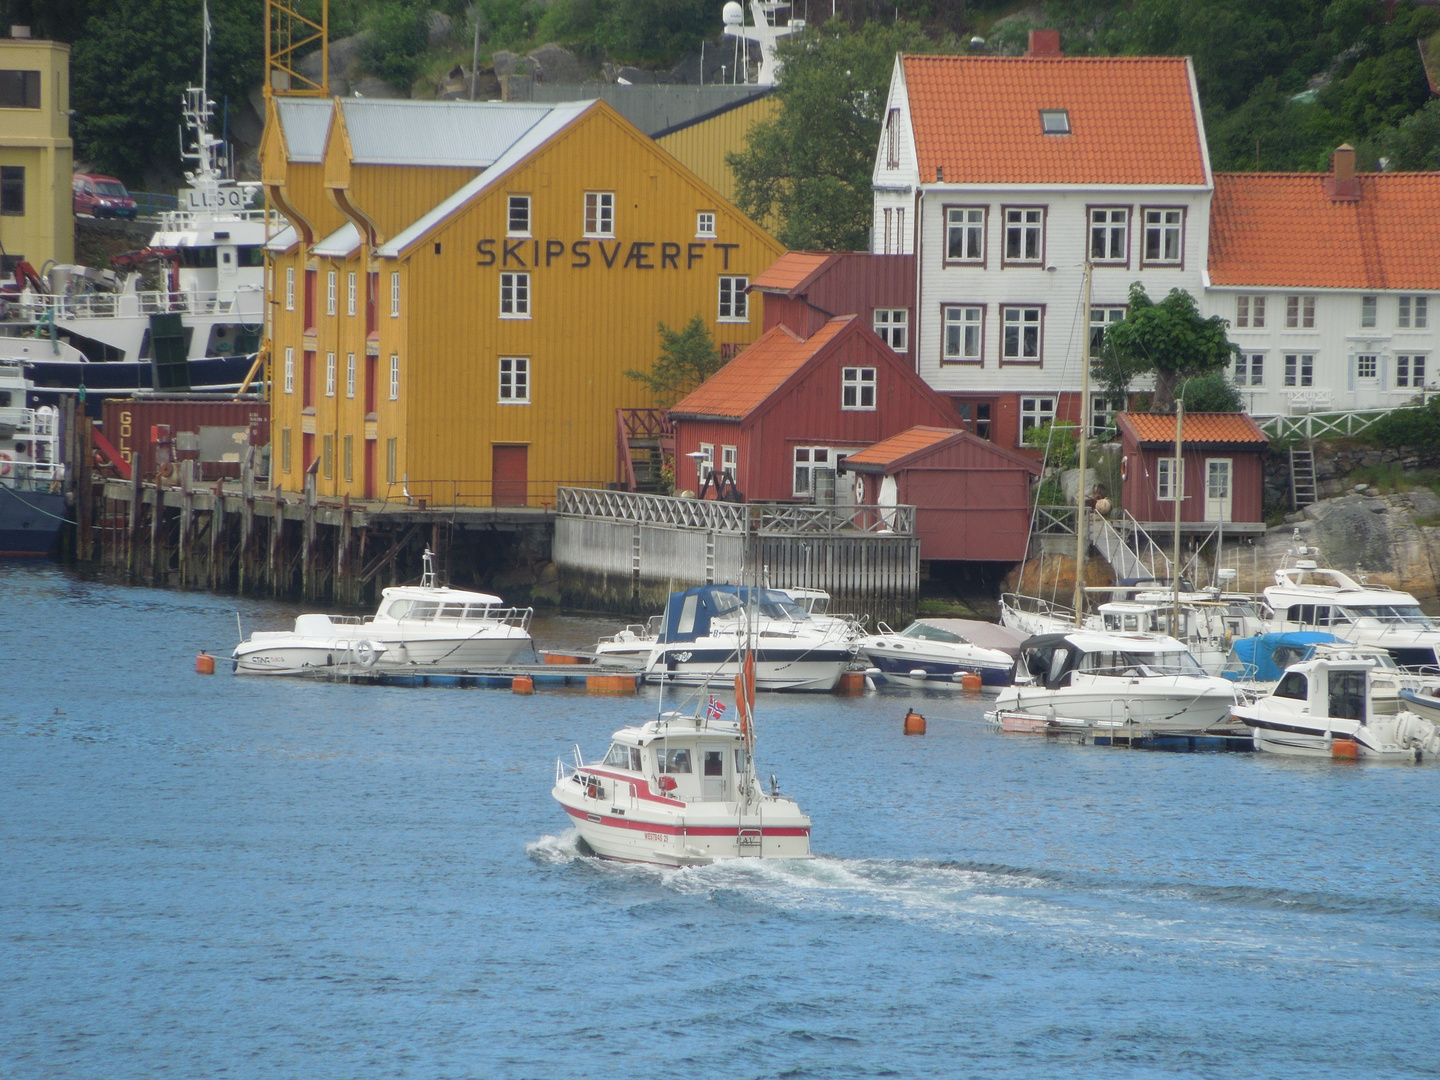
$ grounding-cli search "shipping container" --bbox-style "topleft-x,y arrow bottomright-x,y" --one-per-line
100,396 -> 269,480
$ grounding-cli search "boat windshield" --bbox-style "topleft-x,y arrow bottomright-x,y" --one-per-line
900,622 -> 967,644
1078,649 -> 1206,677
1225,602 -> 1260,619
602,743 -> 642,771
1339,605 -> 1434,627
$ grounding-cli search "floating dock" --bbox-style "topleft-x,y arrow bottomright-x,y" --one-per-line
993,711 -> 1253,753
295,661 -> 640,693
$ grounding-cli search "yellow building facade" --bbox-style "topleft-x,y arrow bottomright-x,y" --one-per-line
263,97 -> 783,506
0,36 -> 73,271
655,92 -> 778,209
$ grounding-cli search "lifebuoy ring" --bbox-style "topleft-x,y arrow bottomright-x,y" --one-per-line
1120,455 -> 1129,483
355,639 -> 378,668
0,451 -> 11,476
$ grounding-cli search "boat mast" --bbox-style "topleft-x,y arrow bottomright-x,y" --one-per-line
1071,260 -> 1093,628
1172,398 -> 1184,632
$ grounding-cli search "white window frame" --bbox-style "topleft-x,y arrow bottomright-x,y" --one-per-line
347,272 -> 357,317
943,305 -> 983,362
500,272 -> 531,318
1089,306 -> 1126,357
841,367 -> 877,411
1235,352 -> 1264,387
872,308 -> 908,352
1090,393 -> 1114,438
507,195 -> 531,237
325,351 -> 336,397
345,352 -> 355,398
1141,207 -> 1184,265
1398,295 -> 1428,329
1019,396 -> 1056,436
326,270 -> 337,316
1396,354 -> 1427,388
721,445 -> 738,480
389,354 -> 399,401
584,192 -> 614,237
793,446 -> 831,496
695,442 -> 714,485
1003,206 -> 1044,265
885,108 -> 901,168
1001,305 -> 1043,362
499,356 -> 530,403
1040,109 -> 1071,134
945,206 -> 986,264
696,211 -> 716,238
390,272 -> 400,318
1089,207 -> 1128,263
1361,295 -> 1377,328
718,276 -> 748,322
1286,295 -> 1316,329
285,266 -> 294,311
1236,294 -> 1266,329
1284,353 -> 1315,387
1356,353 -> 1379,383
1156,457 -> 1183,501
283,346 -> 294,394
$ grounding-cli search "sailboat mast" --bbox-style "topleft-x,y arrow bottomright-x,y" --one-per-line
1172,399 -> 1184,631
1071,261 -> 1092,627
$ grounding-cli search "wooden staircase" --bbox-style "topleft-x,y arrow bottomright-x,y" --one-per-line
1289,446 -> 1318,509
616,409 -> 674,493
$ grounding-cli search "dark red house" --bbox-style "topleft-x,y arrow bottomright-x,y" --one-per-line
668,315 -> 958,500
841,427 -> 1041,563
750,251 -> 917,366
1115,412 -> 1269,534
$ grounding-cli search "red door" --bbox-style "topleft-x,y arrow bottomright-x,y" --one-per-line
492,445 -> 528,506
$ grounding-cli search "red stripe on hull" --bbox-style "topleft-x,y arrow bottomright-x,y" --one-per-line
562,804 -> 809,837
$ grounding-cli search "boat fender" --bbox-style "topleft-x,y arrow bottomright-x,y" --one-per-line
1120,455 -> 1129,483
0,450 -> 10,476
355,639 -> 379,668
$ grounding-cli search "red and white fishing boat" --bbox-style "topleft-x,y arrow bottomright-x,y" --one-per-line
551,654 -> 812,866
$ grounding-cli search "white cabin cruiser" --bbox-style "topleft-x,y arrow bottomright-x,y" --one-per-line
989,631 -> 1241,732
232,551 -> 533,674
552,674 -> 812,865
593,614 -> 664,667
1232,653 -> 1440,761
858,618 -> 1020,687
641,585 -> 857,691
1262,546 -> 1440,673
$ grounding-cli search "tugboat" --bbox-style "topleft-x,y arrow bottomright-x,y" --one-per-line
0,358 -> 66,555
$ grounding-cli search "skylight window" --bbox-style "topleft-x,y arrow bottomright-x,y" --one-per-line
1040,109 -> 1070,135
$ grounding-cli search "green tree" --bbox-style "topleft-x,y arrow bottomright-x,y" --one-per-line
1178,370 -> 1244,412
728,19 -> 940,250
360,0 -> 431,87
625,315 -> 723,406
1105,283 -> 1240,412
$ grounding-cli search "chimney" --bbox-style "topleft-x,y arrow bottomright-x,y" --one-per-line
1324,143 -> 1360,202
1026,29 -> 1062,58
10,25 -> 31,38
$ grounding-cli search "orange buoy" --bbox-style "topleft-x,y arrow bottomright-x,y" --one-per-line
195,652 -> 216,675
959,672 -> 983,691
838,671 -> 866,693
1332,738 -> 1359,759
903,708 -> 927,736
512,675 -> 535,694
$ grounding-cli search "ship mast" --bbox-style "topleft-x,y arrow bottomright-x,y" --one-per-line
1072,261 -> 1092,627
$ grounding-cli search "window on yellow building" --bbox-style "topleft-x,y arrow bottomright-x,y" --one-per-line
346,353 -> 355,398
285,267 -> 294,311
283,347 -> 294,394
0,70 -> 41,108
500,273 -> 530,318
499,357 -> 529,403
322,434 -> 334,479
508,195 -> 531,236
343,435 -> 353,482
327,270 -> 337,315
386,437 -> 397,484
391,272 -> 400,318
389,355 -> 399,401
326,352 -> 336,396
281,428 -> 291,473
696,212 -> 716,238
718,276 -> 748,322
584,192 -> 614,237
348,272 -> 357,317
0,166 -> 22,215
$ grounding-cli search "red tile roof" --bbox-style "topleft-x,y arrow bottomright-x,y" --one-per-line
1117,412 -> 1268,447
843,426 -> 962,467
902,56 -> 1208,186
750,252 -> 835,294
669,317 -> 852,419
1209,172 -> 1440,290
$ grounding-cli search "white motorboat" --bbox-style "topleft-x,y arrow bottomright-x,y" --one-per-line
858,618 -> 1020,687
0,358 -> 66,555
1260,537 -> 1440,673
1231,652 -> 1440,761
593,614 -> 664,667
1399,687 -> 1440,724
988,630 -> 1241,732
640,584 -> 857,691
552,665 -> 812,865
232,550 -> 533,675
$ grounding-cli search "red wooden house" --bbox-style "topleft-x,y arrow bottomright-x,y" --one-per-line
1115,412 -> 1269,534
668,315 -> 958,501
750,251 -> 917,366
841,427 -> 1041,563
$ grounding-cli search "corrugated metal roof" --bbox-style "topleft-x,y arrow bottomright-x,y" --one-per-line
750,252 -> 835,295
337,99 -> 557,167
670,317 -> 852,419
1117,411 -> 1268,446
378,102 -> 595,257
313,222 -> 360,258
273,99 -> 333,164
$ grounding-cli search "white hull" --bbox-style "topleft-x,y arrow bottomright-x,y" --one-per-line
1249,725 -> 1429,761
643,650 -> 851,691
232,635 -> 386,675
994,677 -> 1238,731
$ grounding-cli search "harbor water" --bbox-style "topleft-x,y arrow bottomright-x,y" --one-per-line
3,562 -> 1438,1079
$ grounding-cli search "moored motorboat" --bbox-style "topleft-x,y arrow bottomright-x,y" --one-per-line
1231,652 -> 1440,761
231,550 -> 533,675
858,618 -> 1020,687
0,358 -> 67,555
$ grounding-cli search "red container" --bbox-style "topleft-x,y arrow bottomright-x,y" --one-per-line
101,397 -> 269,481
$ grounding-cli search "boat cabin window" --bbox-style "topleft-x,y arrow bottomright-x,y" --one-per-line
1345,605 -> 1432,627
807,596 -> 828,614
755,591 -> 809,622
704,750 -> 724,777
677,595 -> 700,635
1286,604 -> 1336,627
1078,649 -> 1204,677
384,600 -> 414,619
902,622 -> 966,644
406,602 -> 440,620
1225,602 -> 1259,619
1388,647 -> 1439,672
602,743 -> 634,768
709,592 -> 742,617
1048,647 -> 1072,685
439,603 -> 468,619
1275,672 -> 1308,700
1328,670 -> 1366,722
657,747 -> 692,774
734,748 -> 749,773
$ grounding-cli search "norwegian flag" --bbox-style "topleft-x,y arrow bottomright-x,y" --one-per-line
706,697 -> 727,720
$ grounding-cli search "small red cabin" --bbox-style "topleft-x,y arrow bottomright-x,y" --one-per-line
750,251 -> 916,366
1115,412 -> 1269,534
841,427 -> 1041,562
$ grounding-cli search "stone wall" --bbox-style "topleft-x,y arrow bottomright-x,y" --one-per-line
1264,442 -> 1440,507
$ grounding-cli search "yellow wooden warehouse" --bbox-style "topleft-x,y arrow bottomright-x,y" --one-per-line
261,96 -> 783,507
655,91 -> 778,209
0,34 -> 73,272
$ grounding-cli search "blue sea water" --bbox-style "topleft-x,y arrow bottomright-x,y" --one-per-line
2,562 -> 1438,1080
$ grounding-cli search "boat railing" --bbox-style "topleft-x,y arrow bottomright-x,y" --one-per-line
37,287 -> 265,322
396,606 -> 533,631
1001,592 -> 1077,625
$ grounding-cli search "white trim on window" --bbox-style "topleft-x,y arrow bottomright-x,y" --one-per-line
1019,395 -> 1056,436
507,194 -> 531,237
943,304 -> 983,362
345,352 -> 355,398
1396,354 -> 1427,388
1088,207 -> 1128,263
841,367 -> 876,410
347,272 -> 357,317
389,354 -> 399,401
1284,353 -> 1315,387
500,272 -> 530,318
1141,207 -> 1184,265
1235,352 -> 1264,387
872,308 -> 908,352
944,206 -> 986,264
718,276 -> 748,322
584,192 -> 614,237
285,266 -> 294,311
390,272 -> 400,318
1285,295 -> 1316,329
283,346 -> 294,394
1001,305 -> 1043,362
326,270 -> 337,316
325,351 -> 336,397
1156,457 -> 1182,501
696,211 -> 716,238
499,356 -> 530,403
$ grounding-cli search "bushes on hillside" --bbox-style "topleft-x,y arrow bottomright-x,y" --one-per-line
1366,398 -> 1440,448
